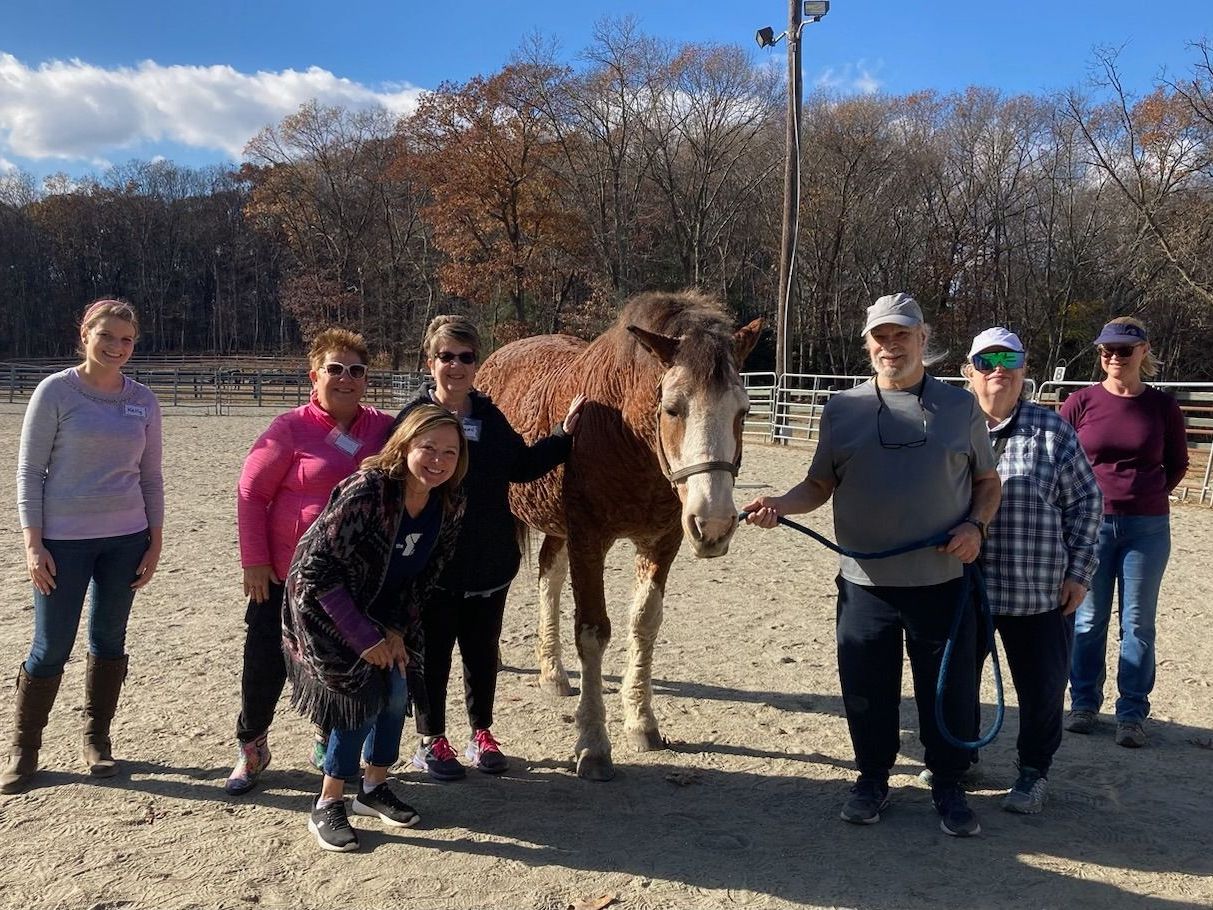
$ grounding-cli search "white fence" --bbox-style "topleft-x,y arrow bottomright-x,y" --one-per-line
741,372 -> 1213,506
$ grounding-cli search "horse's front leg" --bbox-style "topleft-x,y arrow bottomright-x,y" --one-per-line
568,532 -> 613,781
622,529 -> 682,752
535,534 -> 572,697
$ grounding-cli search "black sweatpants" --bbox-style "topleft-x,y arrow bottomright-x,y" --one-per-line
235,582 -> 288,744
836,575 -> 977,788
414,586 -> 509,737
978,608 -> 1074,776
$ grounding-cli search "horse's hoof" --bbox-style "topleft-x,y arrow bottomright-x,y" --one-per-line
576,752 -> 615,781
539,675 -> 574,697
626,728 -> 667,752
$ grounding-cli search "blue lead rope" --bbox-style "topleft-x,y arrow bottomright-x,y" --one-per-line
739,511 -> 1004,750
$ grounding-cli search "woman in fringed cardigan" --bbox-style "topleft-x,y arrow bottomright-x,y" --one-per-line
283,404 -> 467,853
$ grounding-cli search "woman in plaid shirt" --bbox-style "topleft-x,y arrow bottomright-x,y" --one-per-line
964,328 -> 1102,815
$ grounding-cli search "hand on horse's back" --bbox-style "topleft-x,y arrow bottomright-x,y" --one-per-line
563,393 -> 587,435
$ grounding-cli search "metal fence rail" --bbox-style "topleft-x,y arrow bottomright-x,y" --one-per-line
2,363 -> 1208,503
0,362 -> 419,414
738,372 -> 1213,507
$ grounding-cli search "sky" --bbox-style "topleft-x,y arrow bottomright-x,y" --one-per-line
0,0 -> 1208,182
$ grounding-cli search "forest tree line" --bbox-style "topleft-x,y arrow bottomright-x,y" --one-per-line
1,22 -> 1211,380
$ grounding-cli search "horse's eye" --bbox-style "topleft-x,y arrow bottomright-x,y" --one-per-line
664,406 -> 680,418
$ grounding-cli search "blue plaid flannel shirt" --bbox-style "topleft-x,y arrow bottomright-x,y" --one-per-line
982,401 -> 1103,616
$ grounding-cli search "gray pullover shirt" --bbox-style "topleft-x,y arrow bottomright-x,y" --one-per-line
17,369 -> 164,539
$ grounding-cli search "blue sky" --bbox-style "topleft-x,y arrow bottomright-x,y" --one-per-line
1,0 -> 1208,181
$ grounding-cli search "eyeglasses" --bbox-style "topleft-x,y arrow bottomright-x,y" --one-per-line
321,362 -> 368,380
434,351 -> 477,365
971,351 -> 1026,374
1099,345 -> 1140,359
874,383 -> 928,450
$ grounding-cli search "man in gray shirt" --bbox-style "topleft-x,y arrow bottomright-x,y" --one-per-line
745,292 -> 1000,837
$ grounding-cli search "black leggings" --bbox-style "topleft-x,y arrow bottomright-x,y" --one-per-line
235,583 -> 288,743
414,586 -> 509,737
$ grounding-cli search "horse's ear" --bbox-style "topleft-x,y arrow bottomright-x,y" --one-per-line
628,325 -> 680,368
733,318 -> 763,366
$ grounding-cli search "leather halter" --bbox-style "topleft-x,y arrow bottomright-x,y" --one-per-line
653,378 -> 742,486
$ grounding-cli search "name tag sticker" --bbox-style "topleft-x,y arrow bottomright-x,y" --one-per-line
124,404 -> 147,418
328,428 -> 363,456
462,417 -> 482,442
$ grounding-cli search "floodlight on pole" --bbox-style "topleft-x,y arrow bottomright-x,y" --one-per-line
755,0 -> 830,388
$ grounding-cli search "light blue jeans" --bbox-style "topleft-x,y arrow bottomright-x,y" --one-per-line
1070,514 -> 1171,723
323,667 -> 408,780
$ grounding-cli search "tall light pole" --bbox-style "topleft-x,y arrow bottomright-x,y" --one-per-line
757,1 -> 829,383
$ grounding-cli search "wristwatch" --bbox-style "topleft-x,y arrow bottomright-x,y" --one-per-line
963,517 -> 988,540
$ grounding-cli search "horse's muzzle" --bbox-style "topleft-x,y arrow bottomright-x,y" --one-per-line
686,511 -> 738,558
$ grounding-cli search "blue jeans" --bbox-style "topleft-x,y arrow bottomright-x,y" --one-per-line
323,667 -> 408,780
1070,514 -> 1171,723
25,531 -> 149,678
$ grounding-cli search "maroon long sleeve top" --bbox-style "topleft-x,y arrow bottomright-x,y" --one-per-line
1060,383 -> 1189,516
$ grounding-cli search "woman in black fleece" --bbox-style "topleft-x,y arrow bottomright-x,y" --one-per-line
396,315 -> 583,779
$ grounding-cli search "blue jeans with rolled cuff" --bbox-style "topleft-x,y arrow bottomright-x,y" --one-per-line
1070,514 -> 1171,724
25,531 -> 149,678
323,667 -> 408,780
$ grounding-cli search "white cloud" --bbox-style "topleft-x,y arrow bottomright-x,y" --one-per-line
815,60 -> 883,96
0,53 -> 425,163
0,155 -> 16,174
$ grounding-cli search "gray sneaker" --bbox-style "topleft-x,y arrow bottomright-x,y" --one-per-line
1002,765 -> 1047,814
1065,709 -> 1098,734
1115,721 -> 1147,748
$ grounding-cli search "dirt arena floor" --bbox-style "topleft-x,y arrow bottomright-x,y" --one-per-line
0,407 -> 1210,910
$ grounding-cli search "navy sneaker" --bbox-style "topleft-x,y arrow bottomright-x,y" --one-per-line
465,728 -> 509,774
933,784 -> 981,837
410,735 -> 466,781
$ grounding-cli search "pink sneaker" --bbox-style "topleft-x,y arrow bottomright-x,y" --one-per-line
410,735 -> 466,781
466,728 -> 509,774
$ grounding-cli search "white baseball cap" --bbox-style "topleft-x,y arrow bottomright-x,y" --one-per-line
968,327 -> 1024,359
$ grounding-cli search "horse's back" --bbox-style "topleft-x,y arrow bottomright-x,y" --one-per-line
478,334 -> 585,437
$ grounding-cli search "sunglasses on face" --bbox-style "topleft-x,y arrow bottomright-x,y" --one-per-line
434,351 -> 477,365
321,362 -> 368,380
971,351 -> 1026,374
1100,345 -> 1140,358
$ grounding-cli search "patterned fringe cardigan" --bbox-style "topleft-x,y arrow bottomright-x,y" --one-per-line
282,468 -> 465,731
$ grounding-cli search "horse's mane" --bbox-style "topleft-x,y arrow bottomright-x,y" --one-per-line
608,290 -> 737,389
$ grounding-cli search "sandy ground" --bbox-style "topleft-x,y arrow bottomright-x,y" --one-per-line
0,405 -> 1210,910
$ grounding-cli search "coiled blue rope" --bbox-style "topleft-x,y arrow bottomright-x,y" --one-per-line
739,511 -> 1004,749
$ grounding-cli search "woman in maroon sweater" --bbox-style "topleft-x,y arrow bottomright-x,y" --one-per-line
1060,317 -> 1188,748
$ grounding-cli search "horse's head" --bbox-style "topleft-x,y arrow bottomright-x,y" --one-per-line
629,316 -> 763,558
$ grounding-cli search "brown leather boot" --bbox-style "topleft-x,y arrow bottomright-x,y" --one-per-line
0,666 -> 63,794
82,654 -> 128,777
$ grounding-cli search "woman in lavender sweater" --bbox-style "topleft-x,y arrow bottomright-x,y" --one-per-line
1061,317 -> 1189,748
3,299 -> 164,794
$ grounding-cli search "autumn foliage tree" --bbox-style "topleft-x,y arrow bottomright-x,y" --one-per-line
398,65 -> 592,335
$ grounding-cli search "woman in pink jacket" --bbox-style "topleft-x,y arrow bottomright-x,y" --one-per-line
226,328 -> 394,795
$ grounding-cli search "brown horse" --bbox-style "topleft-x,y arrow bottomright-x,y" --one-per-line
477,290 -> 762,780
